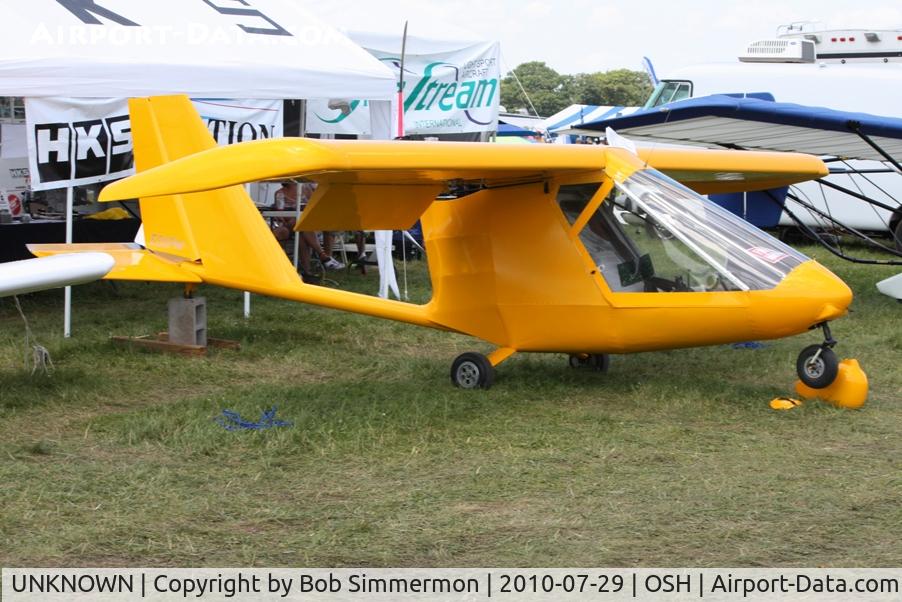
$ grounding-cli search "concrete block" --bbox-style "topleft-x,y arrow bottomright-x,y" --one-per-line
168,297 -> 207,347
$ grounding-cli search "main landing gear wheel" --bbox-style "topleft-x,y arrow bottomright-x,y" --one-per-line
797,345 -> 839,389
451,352 -> 495,389
568,353 -> 610,373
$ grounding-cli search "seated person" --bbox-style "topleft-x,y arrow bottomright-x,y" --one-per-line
270,181 -> 344,276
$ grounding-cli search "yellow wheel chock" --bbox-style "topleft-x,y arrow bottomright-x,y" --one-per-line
795,358 -> 868,409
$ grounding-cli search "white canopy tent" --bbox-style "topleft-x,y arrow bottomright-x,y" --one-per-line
0,0 -> 396,99
0,0 -> 400,335
304,3 -> 489,56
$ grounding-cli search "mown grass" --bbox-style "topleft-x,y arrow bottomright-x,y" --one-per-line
0,247 -> 900,568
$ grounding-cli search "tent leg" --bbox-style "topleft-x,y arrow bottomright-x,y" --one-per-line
64,186 -> 74,338
64,286 -> 72,338
244,292 -> 251,319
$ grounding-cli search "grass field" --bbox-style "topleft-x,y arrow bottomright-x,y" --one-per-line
1,247 -> 900,568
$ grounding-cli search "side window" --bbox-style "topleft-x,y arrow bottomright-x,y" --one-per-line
556,183 -> 649,293
557,183 -> 600,226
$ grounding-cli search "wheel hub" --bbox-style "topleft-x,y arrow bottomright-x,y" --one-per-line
455,361 -> 480,388
804,357 -> 825,379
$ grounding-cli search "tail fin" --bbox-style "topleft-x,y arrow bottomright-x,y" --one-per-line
31,96 -> 301,293
30,95 -> 433,330
128,96 -> 301,293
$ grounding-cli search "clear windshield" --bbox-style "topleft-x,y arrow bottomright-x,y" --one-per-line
558,169 -> 808,293
644,80 -> 692,108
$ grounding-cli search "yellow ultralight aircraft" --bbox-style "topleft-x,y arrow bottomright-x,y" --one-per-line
30,96 -> 861,395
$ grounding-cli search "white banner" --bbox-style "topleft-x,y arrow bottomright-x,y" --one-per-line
306,42 -> 500,136
25,98 -> 283,191
192,99 -> 284,146
25,97 -> 132,191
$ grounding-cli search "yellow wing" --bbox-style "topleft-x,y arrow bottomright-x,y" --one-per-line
99,114 -> 828,232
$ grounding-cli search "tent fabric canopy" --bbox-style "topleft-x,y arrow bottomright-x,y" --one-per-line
0,0 -> 396,99
496,123 -> 537,137
302,5 -> 487,54
498,114 -> 543,131
543,104 -> 639,133
577,95 -> 902,162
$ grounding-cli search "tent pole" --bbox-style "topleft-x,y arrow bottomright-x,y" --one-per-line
243,183 -> 252,317
293,183 -> 301,270
296,100 -> 305,271
397,21 -> 408,138
64,185 -> 73,338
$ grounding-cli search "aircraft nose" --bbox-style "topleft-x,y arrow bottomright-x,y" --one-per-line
802,262 -> 853,324
813,277 -> 853,322
758,261 -> 853,337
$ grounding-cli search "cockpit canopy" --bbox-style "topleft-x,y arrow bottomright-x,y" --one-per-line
558,167 -> 807,293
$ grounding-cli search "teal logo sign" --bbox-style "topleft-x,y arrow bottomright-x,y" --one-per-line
314,100 -> 366,124
383,57 -> 499,127
403,62 -> 497,125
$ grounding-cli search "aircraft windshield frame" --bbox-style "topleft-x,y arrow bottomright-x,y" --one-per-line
612,168 -> 808,292
643,80 -> 693,108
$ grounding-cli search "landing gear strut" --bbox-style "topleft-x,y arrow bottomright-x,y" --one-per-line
796,322 -> 839,389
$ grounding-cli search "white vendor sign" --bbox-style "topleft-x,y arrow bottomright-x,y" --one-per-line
25,98 -> 282,191
307,41 -> 501,136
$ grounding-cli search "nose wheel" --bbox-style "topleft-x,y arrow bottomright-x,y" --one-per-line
796,322 -> 839,389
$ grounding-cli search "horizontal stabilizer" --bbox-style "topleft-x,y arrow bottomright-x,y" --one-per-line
28,243 -> 202,283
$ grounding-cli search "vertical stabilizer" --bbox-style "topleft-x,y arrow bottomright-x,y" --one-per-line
129,96 -> 301,292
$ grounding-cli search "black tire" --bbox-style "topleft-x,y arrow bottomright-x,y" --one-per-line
568,353 -> 609,373
569,354 -> 589,369
796,345 -> 839,389
589,353 -> 610,373
451,352 -> 495,389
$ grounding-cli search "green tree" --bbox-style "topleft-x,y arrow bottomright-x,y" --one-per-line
571,69 -> 652,107
500,61 -> 574,117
